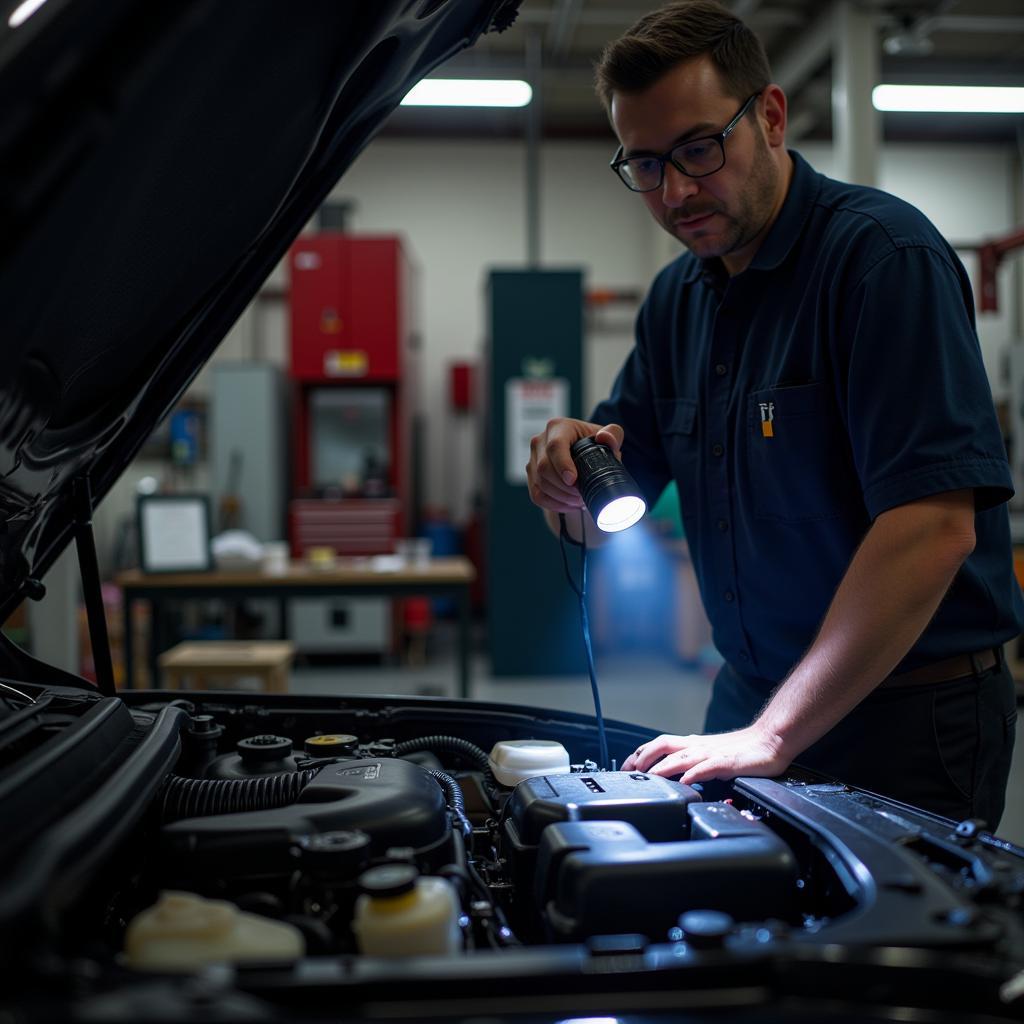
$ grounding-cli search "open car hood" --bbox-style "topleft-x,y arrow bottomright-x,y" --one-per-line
0,0 -> 518,616
3,4 -> 1024,1020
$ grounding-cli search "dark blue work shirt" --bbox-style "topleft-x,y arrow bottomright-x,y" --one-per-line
592,150 -> 1024,684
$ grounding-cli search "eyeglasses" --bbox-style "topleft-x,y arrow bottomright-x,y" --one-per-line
610,91 -> 762,193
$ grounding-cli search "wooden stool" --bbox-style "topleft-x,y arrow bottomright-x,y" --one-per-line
158,641 -> 295,694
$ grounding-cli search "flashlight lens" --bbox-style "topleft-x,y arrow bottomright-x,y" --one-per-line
570,437 -> 648,534
596,495 -> 647,532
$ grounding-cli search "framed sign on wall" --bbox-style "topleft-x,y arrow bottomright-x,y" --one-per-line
136,494 -> 212,574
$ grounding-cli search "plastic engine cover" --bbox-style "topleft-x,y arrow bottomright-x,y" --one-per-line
537,805 -> 800,940
506,771 -> 701,848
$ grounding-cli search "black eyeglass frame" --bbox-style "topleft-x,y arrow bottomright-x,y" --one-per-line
609,91 -> 763,192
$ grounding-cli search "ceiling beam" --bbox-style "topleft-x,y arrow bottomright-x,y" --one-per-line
517,5 -> 803,28
772,2 -> 835,96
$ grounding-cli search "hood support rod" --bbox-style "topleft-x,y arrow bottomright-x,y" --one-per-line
73,478 -> 115,697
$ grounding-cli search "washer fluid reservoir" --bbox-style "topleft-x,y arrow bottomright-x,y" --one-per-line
488,739 -> 571,787
352,864 -> 461,956
123,890 -> 304,970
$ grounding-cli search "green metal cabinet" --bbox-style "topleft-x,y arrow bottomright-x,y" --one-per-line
485,270 -> 586,675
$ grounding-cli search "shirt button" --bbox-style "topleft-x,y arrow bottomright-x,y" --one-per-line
712,443 -> 724,457
724,590 -> 735,603
717,519 -> 729,532
715,363 -> 727,376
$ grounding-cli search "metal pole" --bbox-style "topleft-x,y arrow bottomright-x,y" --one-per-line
1015,124 -> 1024,343
832,1 -> 880,187
525,28 -> 542,268
73,478 -> 116,696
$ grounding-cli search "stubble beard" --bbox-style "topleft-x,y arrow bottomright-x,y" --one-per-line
666,129 -> 779,261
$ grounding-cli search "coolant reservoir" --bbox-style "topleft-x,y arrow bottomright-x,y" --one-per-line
123,890 -> 304,971
352,864 -> 461,956
488,739 -> 571,787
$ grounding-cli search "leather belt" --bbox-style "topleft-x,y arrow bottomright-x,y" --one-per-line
880,647 -> 999,689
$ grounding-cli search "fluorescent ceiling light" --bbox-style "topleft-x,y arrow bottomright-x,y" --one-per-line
872,84 -> 1024,113
401,79 -> 532,108
8,0 -> 49,27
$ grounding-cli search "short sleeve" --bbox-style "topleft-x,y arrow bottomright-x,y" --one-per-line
590,304 -> 673,507
839,244 -> 1012,519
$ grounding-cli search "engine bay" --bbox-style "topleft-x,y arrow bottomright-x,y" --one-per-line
3,682 -> 1024,1021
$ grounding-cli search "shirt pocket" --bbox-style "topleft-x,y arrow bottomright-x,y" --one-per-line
656,397 -> 699,473
656,397 -> 697,433
747,381 -> 855,522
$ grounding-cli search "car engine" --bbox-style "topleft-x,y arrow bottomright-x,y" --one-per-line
2,684 -> 1024,1022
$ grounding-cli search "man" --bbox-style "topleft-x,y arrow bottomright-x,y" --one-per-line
526,0 -> 1022,827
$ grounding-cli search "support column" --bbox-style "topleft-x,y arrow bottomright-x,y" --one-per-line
832,1 -> 880,187
525,28 -> 542,268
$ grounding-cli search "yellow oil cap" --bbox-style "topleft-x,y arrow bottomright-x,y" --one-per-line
304,733 -> 359,757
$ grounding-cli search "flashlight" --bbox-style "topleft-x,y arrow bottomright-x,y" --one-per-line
570,436 -> 646,533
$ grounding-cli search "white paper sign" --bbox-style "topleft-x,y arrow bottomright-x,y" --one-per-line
505,377 -> 569,485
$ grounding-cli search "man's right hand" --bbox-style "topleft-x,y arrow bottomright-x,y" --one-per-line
526,418 -> 625,513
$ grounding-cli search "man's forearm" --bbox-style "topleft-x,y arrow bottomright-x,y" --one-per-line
756,490 -> 977,760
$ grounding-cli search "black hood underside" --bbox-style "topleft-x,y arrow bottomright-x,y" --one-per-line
0,0 -> 517,616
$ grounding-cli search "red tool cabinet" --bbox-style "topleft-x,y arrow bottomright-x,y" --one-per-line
288,234 -> 418,556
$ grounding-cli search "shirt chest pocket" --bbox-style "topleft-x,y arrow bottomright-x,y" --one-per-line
747,382 -> 857,522
656,397 -> 699,477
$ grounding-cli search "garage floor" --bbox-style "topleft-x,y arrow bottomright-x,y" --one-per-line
287,624 -> 1024,848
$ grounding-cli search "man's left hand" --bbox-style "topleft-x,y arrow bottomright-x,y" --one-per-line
620,724 -> 791,784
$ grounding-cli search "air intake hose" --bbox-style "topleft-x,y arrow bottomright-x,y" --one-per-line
160,768 -> 321,823
392,735 -> 495,786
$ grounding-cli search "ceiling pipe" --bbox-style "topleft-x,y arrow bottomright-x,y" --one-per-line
546,0 -> 584,60
922,14 -> 1024,35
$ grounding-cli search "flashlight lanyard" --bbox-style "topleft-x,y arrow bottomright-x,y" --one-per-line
558,511 -> 610,770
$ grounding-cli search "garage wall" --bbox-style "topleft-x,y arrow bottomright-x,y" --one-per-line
96,137 -> 1020,566
330,138 -> 657,517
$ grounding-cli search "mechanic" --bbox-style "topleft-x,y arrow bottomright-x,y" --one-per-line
526,0 -> 1022,828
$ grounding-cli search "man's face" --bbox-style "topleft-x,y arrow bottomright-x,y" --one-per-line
610,57 -> 782,271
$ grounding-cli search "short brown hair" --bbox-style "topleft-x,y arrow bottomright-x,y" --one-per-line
595,1 -> 772,111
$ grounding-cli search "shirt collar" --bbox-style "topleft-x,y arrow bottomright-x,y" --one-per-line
747,148 -> 821,272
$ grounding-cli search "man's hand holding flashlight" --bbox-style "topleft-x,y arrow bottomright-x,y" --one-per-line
526,418 -> 624,514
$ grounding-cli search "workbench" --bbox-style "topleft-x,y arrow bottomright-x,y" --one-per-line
116,557 -> 477,697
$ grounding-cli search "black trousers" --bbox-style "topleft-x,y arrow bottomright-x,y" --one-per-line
703,653 -> 1018,830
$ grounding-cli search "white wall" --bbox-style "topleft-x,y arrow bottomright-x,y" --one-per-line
95,137 -> 1020,566
331,139 -> 659,515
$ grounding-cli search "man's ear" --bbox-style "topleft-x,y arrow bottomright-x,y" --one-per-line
760,84 -> 787,148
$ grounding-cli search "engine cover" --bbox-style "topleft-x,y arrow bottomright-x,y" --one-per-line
536,807 -> 800,940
